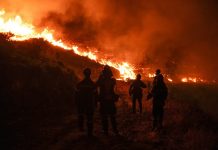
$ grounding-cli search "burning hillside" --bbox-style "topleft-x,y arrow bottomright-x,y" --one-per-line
1,36 -> 218,149
0,9 -> 136,81
1,1 -> 218,149
0,8 -> 217,83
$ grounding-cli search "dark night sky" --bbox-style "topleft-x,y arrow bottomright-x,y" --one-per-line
1,0 -> 218,79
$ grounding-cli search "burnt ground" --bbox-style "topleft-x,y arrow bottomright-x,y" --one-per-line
3,82 -> 218,150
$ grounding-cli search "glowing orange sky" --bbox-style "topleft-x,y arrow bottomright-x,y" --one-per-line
0,0 -> 218,80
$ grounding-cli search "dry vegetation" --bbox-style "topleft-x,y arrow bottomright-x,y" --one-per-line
0,34 -> 217,150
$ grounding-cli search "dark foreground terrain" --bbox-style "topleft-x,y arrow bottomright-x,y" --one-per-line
2,82 -> 218,150
1,34 -> 218,150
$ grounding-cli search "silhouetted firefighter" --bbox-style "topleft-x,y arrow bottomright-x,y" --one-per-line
97,65 -> 119,135
129,74 -> 146,114
148,69 -> 168,131
75,68 -> 97,137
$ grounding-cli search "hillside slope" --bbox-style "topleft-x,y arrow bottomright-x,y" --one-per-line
0,34 -> 217,150
0,33 -> 106,149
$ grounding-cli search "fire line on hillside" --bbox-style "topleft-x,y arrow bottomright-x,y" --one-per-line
0,9 -> 214,83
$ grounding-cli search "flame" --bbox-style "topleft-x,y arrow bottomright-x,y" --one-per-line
148,73 -> 173,82
167,78 -> 173,82
148,73 -> 156,78
181,78 -> 188,82
100,61 -> 136,80
0,9 -> 135,80
0,9 -> 216,83
181,77 -> 205,83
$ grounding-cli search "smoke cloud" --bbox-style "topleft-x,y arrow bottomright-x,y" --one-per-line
1,0 -> 218,80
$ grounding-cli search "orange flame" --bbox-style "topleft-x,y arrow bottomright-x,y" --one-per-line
148,73 -> 156,78
0,9 -> 135,80
167,78 -> 173,82
0,9 -> 216,83
181,77 -> 188,82
181,77 -> 206,83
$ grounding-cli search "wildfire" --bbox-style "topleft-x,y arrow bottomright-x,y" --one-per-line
0,9 -> 135,80
181,77 -> 207,83
181,78 -> 188,82
99,61 -> 136,80
167,78 -> 173,82
0,9 -> 216,83
148,73 -> 156,78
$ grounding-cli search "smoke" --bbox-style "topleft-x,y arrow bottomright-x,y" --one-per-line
1,0 -> 218,79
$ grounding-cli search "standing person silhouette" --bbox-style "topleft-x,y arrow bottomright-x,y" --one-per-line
75,68 -> 97,137
150,69 -> 168,131
96,65 -> 119,135
129,74 -> 147,114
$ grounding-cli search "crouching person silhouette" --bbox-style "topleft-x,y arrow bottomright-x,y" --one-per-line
97,65 -> 119,136
150,69 -> 168,131
75,68 -> 97,137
